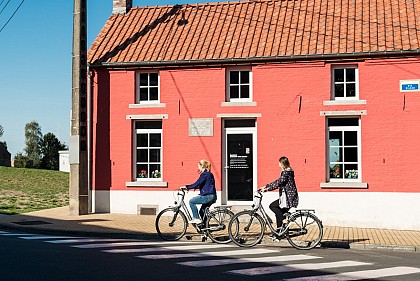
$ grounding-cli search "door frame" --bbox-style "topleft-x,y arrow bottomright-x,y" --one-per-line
222,121 -> 258,205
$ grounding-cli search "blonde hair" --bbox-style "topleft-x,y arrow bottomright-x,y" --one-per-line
198,159 -> 211,172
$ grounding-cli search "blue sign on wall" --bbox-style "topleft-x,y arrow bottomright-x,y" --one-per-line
400,80 -> 420,92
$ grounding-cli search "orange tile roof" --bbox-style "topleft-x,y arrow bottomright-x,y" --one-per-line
88,0 -> 420,66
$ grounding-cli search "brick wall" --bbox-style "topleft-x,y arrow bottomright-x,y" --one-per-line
92,58 -> 420,194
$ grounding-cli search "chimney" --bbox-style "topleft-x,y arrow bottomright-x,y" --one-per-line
113,0 -> 132,14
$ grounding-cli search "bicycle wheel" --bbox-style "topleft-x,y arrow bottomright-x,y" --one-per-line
206,208 -> 235,244
286,212 -> 323,250
155,207 -> 187,241
228,211 -> 265,247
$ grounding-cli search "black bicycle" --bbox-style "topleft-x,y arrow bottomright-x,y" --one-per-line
155,189 -> 235,243
228,189 -> 323,250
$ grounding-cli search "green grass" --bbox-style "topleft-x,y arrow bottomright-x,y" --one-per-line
0,166 -> 69,215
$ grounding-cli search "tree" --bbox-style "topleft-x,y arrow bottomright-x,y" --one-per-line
24,121 -> 43,168
40,132 -> 67,170
13,152 -> 29,168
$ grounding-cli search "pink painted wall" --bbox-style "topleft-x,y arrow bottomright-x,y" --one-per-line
91,58 -> 420,194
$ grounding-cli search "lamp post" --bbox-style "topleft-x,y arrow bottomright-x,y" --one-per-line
70,0 -> 88,215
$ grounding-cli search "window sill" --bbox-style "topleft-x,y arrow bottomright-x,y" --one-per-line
129,103 -> 166,108
320,182 -> 368,189
126,181 -> 168,187
221,101 -> 256,107
323,100 -> 366,106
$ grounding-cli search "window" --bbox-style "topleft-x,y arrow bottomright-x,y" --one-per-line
327,117 -> 361,182
137,72 -> 159,103
227,69 -> 252,101
135,120 -> 162,180
332,67 -> 358,100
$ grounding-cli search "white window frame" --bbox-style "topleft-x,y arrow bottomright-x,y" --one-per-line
136,72 -> 160,104
226,68 -> 252,102
332,67 -> 359,101
134,120 -> 162,182
326,117 -> 361,183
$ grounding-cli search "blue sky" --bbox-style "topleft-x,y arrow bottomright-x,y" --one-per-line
0,0 -> 200,158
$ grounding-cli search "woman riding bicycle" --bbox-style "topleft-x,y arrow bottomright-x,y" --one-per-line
261,156 -> 299,231
180,159 -> 217,224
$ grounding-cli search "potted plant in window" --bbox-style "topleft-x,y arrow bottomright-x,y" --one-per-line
138,170 -> 147,178
152,170 -> 161,178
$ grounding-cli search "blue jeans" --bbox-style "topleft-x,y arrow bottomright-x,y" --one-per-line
189,194 -> 216,219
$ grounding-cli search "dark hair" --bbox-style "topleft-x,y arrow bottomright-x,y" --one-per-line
279,156 -> 291,168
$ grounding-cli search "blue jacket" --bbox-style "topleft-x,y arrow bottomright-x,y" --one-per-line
186,169 -> 216,196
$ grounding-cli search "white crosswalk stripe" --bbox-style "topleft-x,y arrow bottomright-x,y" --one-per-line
73,240 -> 196,248
46,238 -> 132,244
138,248 -> 279,259
178,254 -> 323,267
283,266 -> 420,281
227,260 -> 372,276
103,243 -> 229,253
0,232 -> 36,236
20,235 -> 77,240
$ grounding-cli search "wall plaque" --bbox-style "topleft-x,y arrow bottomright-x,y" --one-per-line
189,118 -> 213,136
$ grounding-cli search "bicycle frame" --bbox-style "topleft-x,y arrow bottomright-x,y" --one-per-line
171,190 -> 225,234
250,190 -> 317,237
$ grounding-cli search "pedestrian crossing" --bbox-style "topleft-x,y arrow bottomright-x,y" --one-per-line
1,230 -> 420,280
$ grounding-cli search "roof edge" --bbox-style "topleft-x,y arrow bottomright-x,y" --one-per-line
88,49 -> 420,69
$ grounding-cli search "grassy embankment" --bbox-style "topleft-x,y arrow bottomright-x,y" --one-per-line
0,166 -> 69,215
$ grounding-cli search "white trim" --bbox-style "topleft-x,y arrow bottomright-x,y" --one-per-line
320,182 -> 367,188
331,66 -> 359,100
129,103 -> 166,108
136,72 -> 160,104
323,100 -> 366,106
221,101 -> 257,107
226,68 -> 253,102
217,113 -> 262,118
126,114 -> 168,120
126,181 -> 168,187
222,122 -> 258,206
320,110 -> 366,116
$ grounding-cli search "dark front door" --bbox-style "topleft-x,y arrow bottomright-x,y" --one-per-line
227,133 -> 253,201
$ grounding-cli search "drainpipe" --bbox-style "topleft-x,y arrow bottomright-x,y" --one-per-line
87,64 -> 92,213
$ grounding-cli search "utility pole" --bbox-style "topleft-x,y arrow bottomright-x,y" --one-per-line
70,0 -> 88,215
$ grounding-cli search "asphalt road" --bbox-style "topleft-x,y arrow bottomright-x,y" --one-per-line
1,230 -> 420,281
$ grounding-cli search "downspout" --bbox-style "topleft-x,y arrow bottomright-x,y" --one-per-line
87,64 -> 92,213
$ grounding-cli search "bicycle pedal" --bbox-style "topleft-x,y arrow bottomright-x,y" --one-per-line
185,236 -> 193,240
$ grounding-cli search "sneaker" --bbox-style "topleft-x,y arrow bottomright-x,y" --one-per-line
189,218 -> 202,224
269,234 -> 280,242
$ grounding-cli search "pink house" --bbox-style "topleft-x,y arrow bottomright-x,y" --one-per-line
87,0 -> 420,230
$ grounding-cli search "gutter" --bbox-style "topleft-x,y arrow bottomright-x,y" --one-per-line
89,49 -> 420,69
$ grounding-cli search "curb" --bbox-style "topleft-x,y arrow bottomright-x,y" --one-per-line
349,243 -> 418,252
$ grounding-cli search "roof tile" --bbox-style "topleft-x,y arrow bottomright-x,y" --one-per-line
88,0 -> 420,65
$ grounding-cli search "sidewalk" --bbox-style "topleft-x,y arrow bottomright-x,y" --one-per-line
0,206 -> 419,252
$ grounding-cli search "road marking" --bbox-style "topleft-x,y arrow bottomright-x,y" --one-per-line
0,232 -> 36,236
178,254 -> 323,267
46,238 -> 133,244
283,266 -> 420,281
20,235 -> 78,240
138,248 -> 278,259
227,261 -> 372,276
103,243 -> 230,253
72,240 -> 201,248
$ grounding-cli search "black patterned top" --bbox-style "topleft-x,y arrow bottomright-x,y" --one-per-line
265,168 -> 299,208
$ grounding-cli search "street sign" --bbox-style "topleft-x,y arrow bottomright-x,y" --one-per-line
400,80 -> 420,92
